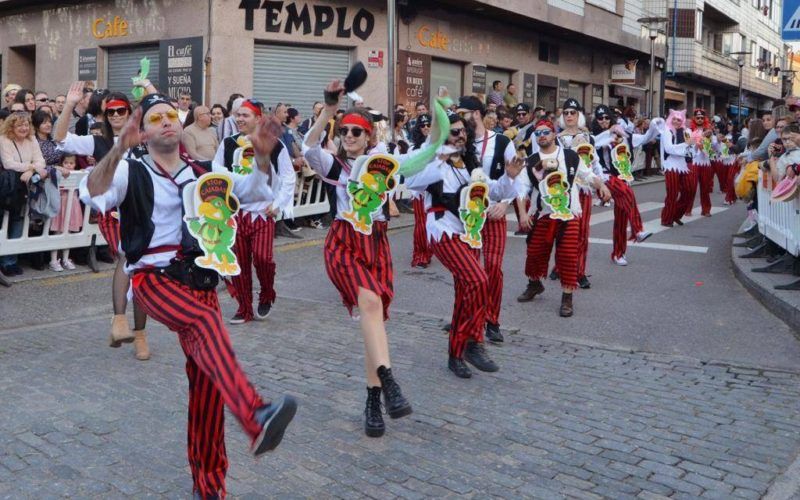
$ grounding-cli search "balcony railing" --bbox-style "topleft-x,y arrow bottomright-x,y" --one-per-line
701,46 -> 738,70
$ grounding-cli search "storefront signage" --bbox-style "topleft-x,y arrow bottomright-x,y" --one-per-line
417,26 -> 448,51
92,16 -> 129,39
522,73 -> 536,105
396,50 -> 430,110
610,60 -> 637,84
471,65 -> 487,95
78,48 -> 98,81
368,50 -> 383,68
159,37 -> 203,101
557,79 -> 569,105
239,1 -> 374,41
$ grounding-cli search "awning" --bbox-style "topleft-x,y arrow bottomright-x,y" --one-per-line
664,89 -> 685,102
610,83 -> 647,100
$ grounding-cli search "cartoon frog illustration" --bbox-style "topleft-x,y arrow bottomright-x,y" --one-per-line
342,154 -> 400,235
611,143 -> 634,182
232,136 -> 255,175
459,180 -> 489,249
540,171 -> 574,221
184,174 -> 241,276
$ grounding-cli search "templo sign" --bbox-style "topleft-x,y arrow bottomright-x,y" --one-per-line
159,37 -> 203,101
396,50 -> 430,111
78,48 -> 98,81
239,1 -> 375,40
611,60 -> 638,84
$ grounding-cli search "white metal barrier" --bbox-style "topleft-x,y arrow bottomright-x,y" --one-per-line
0,171 -> 108,263
757,171 -> 800,257
291,174 -> 331,219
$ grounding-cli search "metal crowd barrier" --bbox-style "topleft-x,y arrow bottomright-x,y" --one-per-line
757,171 -> 800,257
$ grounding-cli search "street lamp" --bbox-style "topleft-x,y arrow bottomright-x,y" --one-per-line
638,16 -> 668,118
731,51 -> 752,122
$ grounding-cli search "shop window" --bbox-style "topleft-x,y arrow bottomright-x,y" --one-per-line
539,42 -> 559,64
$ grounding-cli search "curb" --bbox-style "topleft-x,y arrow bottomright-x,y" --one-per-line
730,225 -> 800,338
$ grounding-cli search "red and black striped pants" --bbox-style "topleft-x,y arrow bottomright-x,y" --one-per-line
525,215 -> 580,290
695,164 -> 714,216
431,234 -> 487,358
725,163 -> 740,204
480,217 -> 507,325
131,271 -> 266,499
684,163 -> 700,216
96,211 -> 120,259
324,219 -> 393,320
229,213 -> 276,321
712,160 -> 728,193
577,190 -> 593,278
411,197 -> 432,267
605,176 -> 644,259
661,170 -> 696,225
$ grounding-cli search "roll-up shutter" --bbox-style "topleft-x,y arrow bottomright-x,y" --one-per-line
106,45 -> 159,99
253,44 -> 350,116
486,67 -> 512,89
430,59 -> 462,105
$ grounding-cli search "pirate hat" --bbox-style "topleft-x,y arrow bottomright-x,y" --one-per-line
613,143 -> 629,155
575,143 -> 595,159
198,174 -> 239,213
364,154 -> 400,191
562,98 -> 582,111
545,171 -> 568,189
467,183 -> 489,205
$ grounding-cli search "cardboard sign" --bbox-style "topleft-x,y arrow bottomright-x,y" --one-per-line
539,171 -> 573,221
459,179 -> 489,249
342,154 -> 400,235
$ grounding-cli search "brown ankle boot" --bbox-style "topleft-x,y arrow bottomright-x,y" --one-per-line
133,330 -> 150,360
110,314 -> 135,348
559,292 -> 574,317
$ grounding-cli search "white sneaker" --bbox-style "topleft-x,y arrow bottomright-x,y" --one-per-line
635,231 -> 653,243
61,258 -> 76,270
49,260 -> 64,272
612,255 -> 628,266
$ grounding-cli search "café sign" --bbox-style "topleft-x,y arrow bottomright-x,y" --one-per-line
92,15 -> 129,39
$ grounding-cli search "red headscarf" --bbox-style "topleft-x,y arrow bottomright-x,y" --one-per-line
689,108 -> 710,131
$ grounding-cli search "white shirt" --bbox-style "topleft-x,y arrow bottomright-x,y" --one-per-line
79,154 -> 273,274
57,132 -> 111,156
690,135 -> 718,167
212,137 -> 296,218
404,158 -> 517,242
558,132 -> 607,192
659,129 -> 690,173
473,130 -> 517,206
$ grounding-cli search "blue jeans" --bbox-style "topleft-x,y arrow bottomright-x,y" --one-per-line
0,215 -> 24,267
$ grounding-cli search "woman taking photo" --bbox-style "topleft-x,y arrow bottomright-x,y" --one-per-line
304,80 -> 412,439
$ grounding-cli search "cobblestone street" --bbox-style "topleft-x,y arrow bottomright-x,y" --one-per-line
1,297 -> 799,499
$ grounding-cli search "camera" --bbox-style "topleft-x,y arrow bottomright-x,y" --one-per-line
30,173 -> 41,184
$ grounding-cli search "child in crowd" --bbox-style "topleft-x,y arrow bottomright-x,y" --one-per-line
49,154 -> 83,271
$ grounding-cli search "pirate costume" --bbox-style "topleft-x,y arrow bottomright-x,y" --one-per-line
79,94 -> 297,499
687,109 -> 716,217
213,99 -> 296,323
658,110 -> 696,226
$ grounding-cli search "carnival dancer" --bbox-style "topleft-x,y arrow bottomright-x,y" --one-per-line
409,113 -> 434,268
56,82 -> 151,360
459,96 -> 517,343
79,94 -> 297,499
303,80 -> 412,438
556,98 -> 603,288
658,110 -> 696,226
718,132 -> 739,205
404,112 -> 523,377
516,119 -> 610,316
213,99 -> 295,324
507,103 -> 538,233
591,105 -> 654,266
688,108 -> 715,217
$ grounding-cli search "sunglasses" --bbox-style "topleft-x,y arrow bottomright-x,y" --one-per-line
36,98 -> 48,102
106,107 -> 130,117
533,129 -> 552,137
338,126 -> 365,138
516,112 -> 529,117
450,127 -> 466,137
598,115 -> 611,121
146,109 -> 180,124
420,123 -> 431,129
564,109 -> 578,116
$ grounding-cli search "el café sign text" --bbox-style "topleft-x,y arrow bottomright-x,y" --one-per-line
92,16 -> 129,39
239,1 -> 375,40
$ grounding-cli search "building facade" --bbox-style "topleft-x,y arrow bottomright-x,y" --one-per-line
642,0 -> 786,118
0,0 -> 665,117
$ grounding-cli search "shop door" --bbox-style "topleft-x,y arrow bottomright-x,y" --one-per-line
486,67 -> 512,92
106,45 -> 159,98
536,86 -> 557,111
253,44 -> 350,117
430,59 -> 463,105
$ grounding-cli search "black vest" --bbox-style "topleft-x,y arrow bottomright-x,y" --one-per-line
426,161 -> 475,219
221,133 -> 283,174
525,149 -> 579,213
119,157 -> 211,264
486,133 -> 511,180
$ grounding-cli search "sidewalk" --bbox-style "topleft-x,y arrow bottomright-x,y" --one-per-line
1,297 -> 799,498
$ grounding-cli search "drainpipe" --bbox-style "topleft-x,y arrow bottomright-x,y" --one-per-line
204,0 -> 213,106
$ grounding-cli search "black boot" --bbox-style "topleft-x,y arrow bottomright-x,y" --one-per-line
364,387 -> 385,437
464,341 -> 499,372
251,395 -> 298,457
578,276 -> 591,289
485,322 -> 503,343
448,356 -> 472,378
377,366 -> 412,419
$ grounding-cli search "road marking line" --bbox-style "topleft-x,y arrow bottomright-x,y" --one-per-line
588,201 -> 664,226
42,270 -> 113,287
642,205 -> 729,235
588,238 -> 708,254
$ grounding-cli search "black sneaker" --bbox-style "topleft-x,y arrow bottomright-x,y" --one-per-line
255,303 -> 272,320
549,269 -> 559,281
464,341 -> 499,372
485,322 -> 503,344
229,313 -> 247,325
251,395 -> 298,457
377,366 -> 412,419
448,356 -> 472,379
441,322 -> 451,332
276,221 -> 302,239
364,387 -> 385,438
578,276 -> 591,289
675,219 -> 684,226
